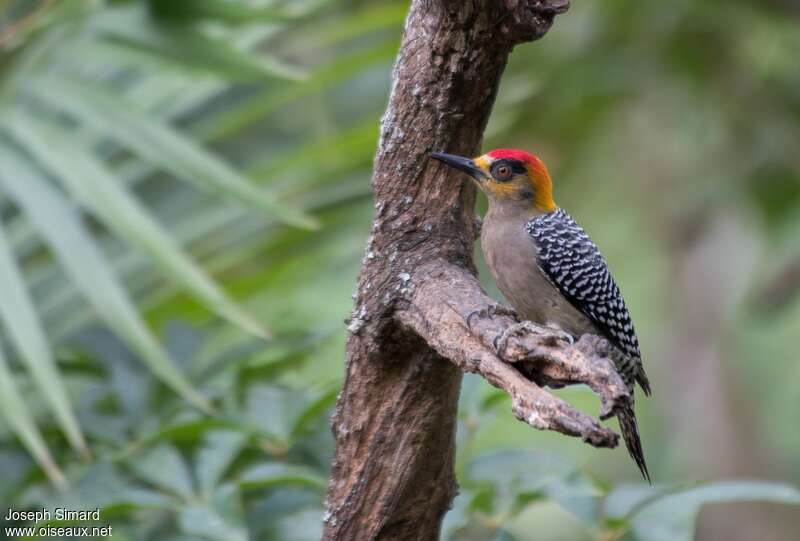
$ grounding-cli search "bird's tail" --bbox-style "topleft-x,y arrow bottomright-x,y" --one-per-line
618,404 -> 650,483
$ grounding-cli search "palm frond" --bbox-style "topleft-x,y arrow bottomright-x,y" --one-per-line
0,144 -> 212,413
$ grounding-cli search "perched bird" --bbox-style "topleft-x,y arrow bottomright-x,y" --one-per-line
431,148 -> 651,481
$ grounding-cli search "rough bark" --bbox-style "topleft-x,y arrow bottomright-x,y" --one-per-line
323,2 -> 628,540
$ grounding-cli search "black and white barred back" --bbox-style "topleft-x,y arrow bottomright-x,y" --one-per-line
527,208 -> 652,481
526,208 -> 650,395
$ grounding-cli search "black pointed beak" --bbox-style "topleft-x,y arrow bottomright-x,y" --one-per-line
430,152 -> 486,181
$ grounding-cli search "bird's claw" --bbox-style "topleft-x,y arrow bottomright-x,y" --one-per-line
545,325 -> 575,345
494,320 -> 539,353
494,321 -> 575,354
466,303 -> 517,331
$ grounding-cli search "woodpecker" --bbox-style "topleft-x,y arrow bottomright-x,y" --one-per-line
431,148 -> 651,481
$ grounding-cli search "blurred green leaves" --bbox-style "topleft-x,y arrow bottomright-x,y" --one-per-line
446,447 -> 800,541
0,220 -> 87,457
0,0 -> 367,496
11,323 -> 333,540
92,4 -> 306,81
0,0 -> 331,481
0,147 -> 213,414
26,76 -> 317,228
5,111 -> 270,338
145,0 -> 298,24
0,345 -> 68,490
614,482 -> 800,541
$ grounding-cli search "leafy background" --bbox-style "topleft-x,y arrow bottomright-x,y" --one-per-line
0,0 -> 799,540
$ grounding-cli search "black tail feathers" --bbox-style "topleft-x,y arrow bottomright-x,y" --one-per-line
635,365 -> 652,396
618,405 -> 650,483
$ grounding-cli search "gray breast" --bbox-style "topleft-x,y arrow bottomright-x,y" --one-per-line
480,213 -> 598,337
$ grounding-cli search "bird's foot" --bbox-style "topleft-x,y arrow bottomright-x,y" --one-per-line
466,303 -> 517,331
494,321 -> 574,353
542,323 -> 575,346
494,320 -> 540,353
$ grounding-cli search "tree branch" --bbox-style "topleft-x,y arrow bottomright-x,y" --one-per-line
396,260 -> 627,448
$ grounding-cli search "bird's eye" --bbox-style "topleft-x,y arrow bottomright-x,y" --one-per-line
492,163 -> 513,181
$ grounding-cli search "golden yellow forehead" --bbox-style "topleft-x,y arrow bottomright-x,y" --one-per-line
473,155 -> 492,171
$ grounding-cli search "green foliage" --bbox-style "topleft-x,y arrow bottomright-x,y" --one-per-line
11,324 -> 333,539
1,0 -> 800,539
446,448 -> 800,541
607,482 -> 800,541
448,376 -> 800,541
0,0 -> 328,481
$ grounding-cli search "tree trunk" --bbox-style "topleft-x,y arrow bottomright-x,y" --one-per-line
322,2 -> 631,540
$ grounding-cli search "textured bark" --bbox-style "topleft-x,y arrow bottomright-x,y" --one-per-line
322,2 -> 630,540
396,260 -> 626,446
